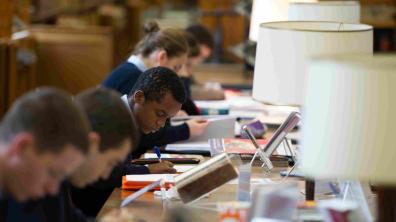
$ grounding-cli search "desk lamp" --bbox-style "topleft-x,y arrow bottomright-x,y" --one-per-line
252,20 -> 372,199
252,21 -> 373,106
249,0 -> 289,42
302,54 -> 396,221
249,1 -> 360,42
288,1 -> 360,23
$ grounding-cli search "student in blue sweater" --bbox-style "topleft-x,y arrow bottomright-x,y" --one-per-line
102,20 -> 188,95
102,20 -> 208,151
0,87 -> 90,221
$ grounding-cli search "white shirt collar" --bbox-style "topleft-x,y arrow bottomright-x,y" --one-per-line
121,95 -> 131,112
127,55 -> 147,72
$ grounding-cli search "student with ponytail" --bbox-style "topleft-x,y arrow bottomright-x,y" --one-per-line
102,20 -> 208,148
103,21 -> 188,95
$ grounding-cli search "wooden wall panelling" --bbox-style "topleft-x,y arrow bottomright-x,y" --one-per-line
31,25 -> 114,94
198,0 -> 246,62
0,40 -> 9,118
15,0 -> 31,23
113,1 -> 142,66
360,0 -> 395,4
0,0 -> 14,38
0,34 -> 37,118
7,35 -> 38,105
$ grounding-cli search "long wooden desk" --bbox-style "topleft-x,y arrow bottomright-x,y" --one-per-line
96,165 -> 304,221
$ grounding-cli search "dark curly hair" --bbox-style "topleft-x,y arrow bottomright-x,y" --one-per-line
130,66 -> 186,104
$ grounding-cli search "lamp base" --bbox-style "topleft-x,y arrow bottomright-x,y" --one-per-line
378,186 -> 396,222
305,179 -> 315,201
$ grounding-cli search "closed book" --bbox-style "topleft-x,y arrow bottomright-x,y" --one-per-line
122,174 -> 176,190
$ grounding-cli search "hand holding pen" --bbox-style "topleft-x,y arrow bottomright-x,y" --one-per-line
154,146 -> 162,162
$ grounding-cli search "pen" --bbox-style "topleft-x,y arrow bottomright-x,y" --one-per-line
242,125 -> 261,149
328,182 -> 340,198
154,146 -> 162,163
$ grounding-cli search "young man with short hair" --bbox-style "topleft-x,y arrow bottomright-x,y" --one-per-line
72,66 -> 207,217
3,88 -> 140,222
0,87 -> 90,220
38,87 -> 140,222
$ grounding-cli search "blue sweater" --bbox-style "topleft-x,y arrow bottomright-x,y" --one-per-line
102,62 -> 141,96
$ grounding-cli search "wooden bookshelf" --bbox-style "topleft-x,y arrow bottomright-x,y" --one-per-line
31,0 -> 118,22
31,25 -> 114,94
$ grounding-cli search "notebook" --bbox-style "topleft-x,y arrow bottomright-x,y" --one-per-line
171,115 -> 236,142
122,174 -> 176,190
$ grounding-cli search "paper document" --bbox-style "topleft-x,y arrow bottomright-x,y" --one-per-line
171,115 -> 236,142
125,174 -> 175,183
194,100 -> 230,110
165,142 -> 210,152
174,165 -> 196,173
143,153 -> 204,160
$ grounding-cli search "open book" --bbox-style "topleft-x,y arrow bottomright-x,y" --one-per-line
175,153 -> 238,203
165,138 -> 268,156
123,153 -> 239,203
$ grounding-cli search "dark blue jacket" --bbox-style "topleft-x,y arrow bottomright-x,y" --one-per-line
39,182 -> 88,222
102,62 -> 141,96
1,198 -> 42,222
0,182 -> 88,222
180,76 -> 200,115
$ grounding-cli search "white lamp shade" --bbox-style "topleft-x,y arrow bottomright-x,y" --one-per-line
288,1 -> 360,23
252,21 -> 373,105
249,0 -> 289,42
302,54 -> 396,185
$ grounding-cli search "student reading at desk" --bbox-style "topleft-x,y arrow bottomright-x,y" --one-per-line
72,67 -> 208,217
2,88 -> 140,222
183,24 -> 225,101
102,20 -> 208,145
0,87 -> 90,221
177,31 -> 201,115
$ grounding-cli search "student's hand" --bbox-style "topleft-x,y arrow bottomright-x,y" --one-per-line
176,110 -> 188,117
148,161 -> 176,174
186,118 -> 209,138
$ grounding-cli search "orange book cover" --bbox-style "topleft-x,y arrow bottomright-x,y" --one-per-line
122,175 -> 175,190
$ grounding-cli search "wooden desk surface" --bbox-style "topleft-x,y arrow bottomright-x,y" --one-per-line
193,63 -> 253,86
97,166 -> 304,221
